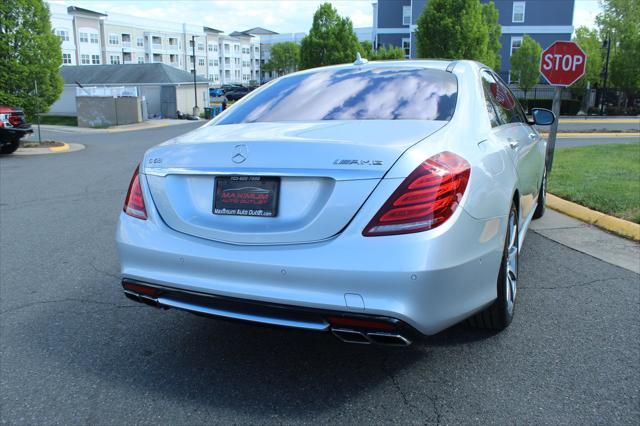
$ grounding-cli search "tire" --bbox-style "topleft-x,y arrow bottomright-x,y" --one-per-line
532,168 -> 547,220
468,203 -> 519,330
0,137 -> 20,155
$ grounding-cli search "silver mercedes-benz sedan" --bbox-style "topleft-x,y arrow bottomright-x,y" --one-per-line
116,59 -> 555,346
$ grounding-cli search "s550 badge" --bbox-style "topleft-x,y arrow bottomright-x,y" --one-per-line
334,159 -> 383,166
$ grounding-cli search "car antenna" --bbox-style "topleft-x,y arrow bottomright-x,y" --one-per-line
353,52 -> 368,66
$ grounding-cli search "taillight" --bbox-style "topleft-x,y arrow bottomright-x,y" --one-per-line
123,166 -> 147,220
8,115 -> 22,126
363,151 -> 470,236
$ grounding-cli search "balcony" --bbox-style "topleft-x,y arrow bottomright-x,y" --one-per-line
152,43 -> 163,50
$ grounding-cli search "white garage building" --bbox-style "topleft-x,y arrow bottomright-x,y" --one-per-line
50,63 -> 209,119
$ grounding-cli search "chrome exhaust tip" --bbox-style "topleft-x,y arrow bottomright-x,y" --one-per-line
366,332 -> 412,346
331,328 -> 413,346
332,328 -> 371,344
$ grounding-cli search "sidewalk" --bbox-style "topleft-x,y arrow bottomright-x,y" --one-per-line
36,119 -> 201,134
530,209 -> 640,274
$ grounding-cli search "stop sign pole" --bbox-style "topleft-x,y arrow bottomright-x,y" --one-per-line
539,41 -> 587,172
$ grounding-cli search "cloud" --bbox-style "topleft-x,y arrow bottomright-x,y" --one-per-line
573,0 -> 601,29
49,0 -> 374,34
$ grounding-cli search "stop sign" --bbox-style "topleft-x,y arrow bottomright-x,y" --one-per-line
539,41 -> 587,86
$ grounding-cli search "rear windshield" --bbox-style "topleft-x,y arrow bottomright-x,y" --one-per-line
217,67 -> 457,124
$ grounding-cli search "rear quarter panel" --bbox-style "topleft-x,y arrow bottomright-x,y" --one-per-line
384,61 -> 517,220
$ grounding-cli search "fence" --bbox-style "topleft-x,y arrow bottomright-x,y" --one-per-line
75,86 -> 138,97
508,85 -> 572,101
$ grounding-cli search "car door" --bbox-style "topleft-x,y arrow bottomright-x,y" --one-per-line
482,71 -> 542,220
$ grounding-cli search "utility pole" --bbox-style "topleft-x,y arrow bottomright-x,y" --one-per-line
34,80 -> 42,145
599,35 -> 611,116
191,35 -> 199,116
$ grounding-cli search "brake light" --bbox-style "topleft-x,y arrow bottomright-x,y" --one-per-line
123,166 -> 147,220
363,151 -> 470,236
8,115 -> 21,126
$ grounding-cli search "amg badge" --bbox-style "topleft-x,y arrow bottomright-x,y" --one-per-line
333,159 -> 383,166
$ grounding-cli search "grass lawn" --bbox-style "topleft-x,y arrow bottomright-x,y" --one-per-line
37,115 -> 77,126
548,142 -> 640,223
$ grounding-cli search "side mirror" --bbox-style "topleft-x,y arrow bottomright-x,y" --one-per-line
530,108 -> 555,126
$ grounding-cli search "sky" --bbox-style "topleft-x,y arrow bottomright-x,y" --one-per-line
49,0 -> 603,35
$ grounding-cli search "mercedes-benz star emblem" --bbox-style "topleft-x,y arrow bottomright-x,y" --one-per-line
232,144 -> 248,164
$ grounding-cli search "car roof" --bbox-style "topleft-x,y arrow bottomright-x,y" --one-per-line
284,59 -> 484,79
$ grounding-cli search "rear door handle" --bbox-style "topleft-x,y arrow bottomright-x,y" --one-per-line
508,140 -> 519,149
529,133 -> 537,140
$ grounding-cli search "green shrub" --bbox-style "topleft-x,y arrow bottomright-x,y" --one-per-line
517,99 -> 582,115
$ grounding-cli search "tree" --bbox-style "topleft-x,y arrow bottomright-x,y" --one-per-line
0,0 -> 63,118
415,0 -> 501,68
300,3 -> 360,69
596,0 -> 640,106
509,35 -> 542,100
263,42 -> 301,77
482,1 -> 502,70
571,26 -> 603,94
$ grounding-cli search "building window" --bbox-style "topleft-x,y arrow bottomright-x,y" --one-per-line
234,44 -> 239,52
224,43 -> 230,52
197,42 -> 204,51
510,36 -> 523,56
225,70 -> 230,78
225,57 -> 230,65
512,2 -> 525,23
208,44 -> 213,52
109,34 -> 119,45
199,58 -> 205,66
402,38 -> 410,58
56,30 -> 69,41
402,6 -> 412,25
137,57 -> 144,64
214,45 -> 218,52
208,59 -> 214,66
137,37 -> 144,47
110,55 -> 120,64
91,54 -> 100,64
214,59 -> 219,66
62,53 -> 72,64
80,54 -> 90,64
90,33 -> 99,44
79,32 -> 88,43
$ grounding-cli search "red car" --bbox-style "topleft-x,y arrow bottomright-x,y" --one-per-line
0,105 -> 33,154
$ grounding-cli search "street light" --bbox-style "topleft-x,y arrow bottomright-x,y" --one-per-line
599,35 -> 611,116
191,35 -> 199,116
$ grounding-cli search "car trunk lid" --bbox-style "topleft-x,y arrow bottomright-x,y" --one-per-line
144,120 -> 447,244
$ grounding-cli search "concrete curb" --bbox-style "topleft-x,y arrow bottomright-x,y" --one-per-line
547,194 -> 640,241
540,132 -> 640,138
13,143 -> 85,156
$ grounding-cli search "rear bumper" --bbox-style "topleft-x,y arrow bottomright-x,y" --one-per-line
116,194 -> 506,335
122,278 -> 417,345
0,126 -> 33,143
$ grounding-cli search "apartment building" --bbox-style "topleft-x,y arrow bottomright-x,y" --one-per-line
373,0 -> 575,81
48,3 -> 260,86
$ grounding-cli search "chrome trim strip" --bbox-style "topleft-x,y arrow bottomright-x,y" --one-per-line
143,166 -> 383,181
156,296 -> 330,331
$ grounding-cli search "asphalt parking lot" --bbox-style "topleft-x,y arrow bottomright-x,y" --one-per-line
1,122 -> 638,424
